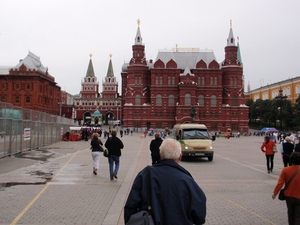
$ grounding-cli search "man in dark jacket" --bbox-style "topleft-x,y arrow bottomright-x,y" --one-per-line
105,130 -> 124,180
282,136 -> 295,167
124,138 -> 206,225
149,133 -> 163,165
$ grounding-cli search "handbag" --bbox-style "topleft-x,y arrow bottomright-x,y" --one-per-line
278,167 -> 300,201
273,145 -> 277,153
126,166 -> 154,225
99,144 -> 104,152
103,149 -> 109,157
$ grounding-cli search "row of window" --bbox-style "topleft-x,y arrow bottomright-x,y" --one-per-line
134,94 -> 238,107
133,76 -> 239,87
1,83 -> 32,90
75,101 -> 120,106
254,87 -> 294,101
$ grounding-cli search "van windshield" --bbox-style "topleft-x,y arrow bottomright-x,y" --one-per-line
182,129 -> 210,140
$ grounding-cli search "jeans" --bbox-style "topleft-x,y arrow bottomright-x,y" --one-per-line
265,154 -> 274,171
108,155 -> 120,179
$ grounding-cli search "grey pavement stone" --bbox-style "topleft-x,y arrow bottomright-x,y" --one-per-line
0,132 -> 290,224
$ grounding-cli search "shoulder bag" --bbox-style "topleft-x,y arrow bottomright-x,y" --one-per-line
278,166 -> 300,200
126,166 -> 154,225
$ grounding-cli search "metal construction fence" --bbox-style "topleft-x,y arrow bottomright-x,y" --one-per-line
0,102 -> 77,158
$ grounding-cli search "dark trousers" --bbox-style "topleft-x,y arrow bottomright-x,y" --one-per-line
283,154 -> 292,167
265,155 -> 274,171
151,154 -> 160,165
286,196 -> 300,225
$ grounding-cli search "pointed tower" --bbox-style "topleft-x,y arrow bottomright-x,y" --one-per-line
121,19 -> 151,128
221,21 -> 244,105
102,54 -> 118,100
80,54 -> 99,99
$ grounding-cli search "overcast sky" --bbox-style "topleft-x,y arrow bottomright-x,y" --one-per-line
0,0 -> 299,95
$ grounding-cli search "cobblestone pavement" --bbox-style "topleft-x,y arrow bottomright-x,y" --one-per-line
0,132 -> 288,225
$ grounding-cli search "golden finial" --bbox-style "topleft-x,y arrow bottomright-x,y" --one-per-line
89,53 -> 93,58
230,20 -> 232,28
109,53 -> 112,59
137,18 -> 141,27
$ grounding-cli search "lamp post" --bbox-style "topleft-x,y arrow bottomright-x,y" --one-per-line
275,90 -> 287,131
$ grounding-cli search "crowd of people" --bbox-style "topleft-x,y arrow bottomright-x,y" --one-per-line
76,125 -> 300,224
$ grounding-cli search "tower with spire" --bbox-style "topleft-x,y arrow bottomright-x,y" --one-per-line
121,19 -> 151,127
73,54 -> 121,126
222,20 -> 244,106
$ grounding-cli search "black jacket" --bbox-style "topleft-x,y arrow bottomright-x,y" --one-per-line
105,136 -> 124,156
150,137 -> 163,156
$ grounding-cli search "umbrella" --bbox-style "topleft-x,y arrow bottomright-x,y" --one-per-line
260,127 -> 278,132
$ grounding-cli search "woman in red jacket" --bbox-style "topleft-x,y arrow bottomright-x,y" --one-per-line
272,152 -> 300,225
261,135 -> 276,173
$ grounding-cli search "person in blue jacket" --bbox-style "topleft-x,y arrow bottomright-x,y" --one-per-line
124,138 -> 206,225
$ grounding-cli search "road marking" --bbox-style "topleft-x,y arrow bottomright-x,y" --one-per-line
10,148 -> 85,225
211,153 -> 277,224
220,194 -> 277,225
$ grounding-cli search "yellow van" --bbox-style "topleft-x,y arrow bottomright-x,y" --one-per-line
171,123 -> 215,161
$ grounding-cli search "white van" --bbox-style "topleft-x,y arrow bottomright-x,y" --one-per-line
171,123 -> 215,161
114,120 -> 121,126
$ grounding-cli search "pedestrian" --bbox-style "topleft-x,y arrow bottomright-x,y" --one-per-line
149,132 -> 163,165
90,132 -> 103,175
261,135 -> 276,173
124,138 -> 206,224
272,152 -> 300,225
282,136 -> 295,167
104,130 -> 124,180
143,130 -> 147,138
120,129 -> 123,138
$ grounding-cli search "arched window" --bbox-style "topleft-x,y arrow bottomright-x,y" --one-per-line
155,76 -> 158,85
231,96 -> 237,106
184,93 -> 191,106
210,95 -> 217,107
156,94 -> 162,106
214,77 -> 217,85
168,94 -> 174,106
198,95 -> 204,106
172,77 -> 175,85
135,95 -> 141,105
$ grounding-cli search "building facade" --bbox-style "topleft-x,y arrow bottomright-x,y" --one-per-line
73,54 -> 121,126
0,51 -> 61,115
247,77 -> 300,104
121,21 -> 249,133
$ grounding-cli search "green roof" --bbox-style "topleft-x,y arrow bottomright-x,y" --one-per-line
85,58 -> 95,77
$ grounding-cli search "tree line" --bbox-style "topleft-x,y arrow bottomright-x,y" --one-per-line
246,96 -> 300,131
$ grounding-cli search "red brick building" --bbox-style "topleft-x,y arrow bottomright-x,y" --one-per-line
73,54 -> 121,126
0,51 -> 61,115
121,21 -> 249,133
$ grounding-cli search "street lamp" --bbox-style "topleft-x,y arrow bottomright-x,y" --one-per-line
275,90 -> 287,131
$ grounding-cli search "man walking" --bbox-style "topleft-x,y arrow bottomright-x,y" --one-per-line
149,133 -> 163,165
124,138 -> 206,224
